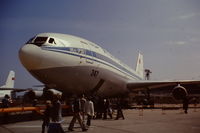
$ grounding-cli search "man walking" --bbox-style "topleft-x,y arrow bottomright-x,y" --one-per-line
68,96 -> 87,132
51,95 -> 62,122
85,97 -> 94,126
41,100 -> 52,133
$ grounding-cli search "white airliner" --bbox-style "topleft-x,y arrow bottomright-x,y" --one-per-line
18,33 -> 200,100
0,71 -> 15,99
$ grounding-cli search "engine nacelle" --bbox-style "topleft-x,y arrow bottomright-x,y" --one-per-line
24,90 -> 43,101
43,89 -> 62,100
24,89 -> 62,101
172,85 -> 188,100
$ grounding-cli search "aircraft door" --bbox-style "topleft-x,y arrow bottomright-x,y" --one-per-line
81,43 -> 94,64
78,45 -> 86,65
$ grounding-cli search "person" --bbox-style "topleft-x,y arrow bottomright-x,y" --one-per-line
41,100 -> 52,133
48,95 -> 65,133
32,99 -> 38,116
183,97 -> 189,114
1,94 -> 12,123
51,94 -> 62,122
1,94 -> 12,108
68,96 -> 87,132
103,99 -> 112,119
95,98 -> 104,119
115,99 -> 125,120
85,97 -> 94,126
80,94 -> 86,122
33,99 -> 38,107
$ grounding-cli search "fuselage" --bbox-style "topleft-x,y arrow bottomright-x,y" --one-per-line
19,33 -> 143,97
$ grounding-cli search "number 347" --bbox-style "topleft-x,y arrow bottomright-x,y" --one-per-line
91,70 -> 99,77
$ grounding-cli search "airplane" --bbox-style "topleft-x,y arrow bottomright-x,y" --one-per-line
0,70 -> 15,99
18,33 -> 200,101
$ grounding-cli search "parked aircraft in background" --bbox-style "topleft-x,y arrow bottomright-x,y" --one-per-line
0,70 -> 61,101
19,33 -> 200,100
0,71 -> 15,99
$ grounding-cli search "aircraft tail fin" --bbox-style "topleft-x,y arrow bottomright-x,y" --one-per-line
0,71 -> 15,88
135,52 -> 144,79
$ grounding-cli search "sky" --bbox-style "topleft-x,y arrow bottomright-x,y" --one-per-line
0,0 -> 200,88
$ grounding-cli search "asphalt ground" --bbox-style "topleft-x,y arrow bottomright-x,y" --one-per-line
0,108 -> 200,133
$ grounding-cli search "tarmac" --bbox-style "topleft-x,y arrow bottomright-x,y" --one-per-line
0,108 -> 200,133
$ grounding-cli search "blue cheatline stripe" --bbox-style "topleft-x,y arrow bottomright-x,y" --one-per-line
42,46 -> 142,80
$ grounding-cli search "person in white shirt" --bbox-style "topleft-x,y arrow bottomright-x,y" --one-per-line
84,97 -> 94,126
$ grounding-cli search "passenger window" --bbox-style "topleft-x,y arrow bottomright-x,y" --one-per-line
73,48 -> 79,53
92,52 -> 96,57
86,50 -> 92,56
79,48 -> 85,54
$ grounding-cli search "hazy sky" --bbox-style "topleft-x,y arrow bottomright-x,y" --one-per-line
1,0 -> 200,88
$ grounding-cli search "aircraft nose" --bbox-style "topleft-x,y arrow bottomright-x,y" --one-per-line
19,44 -> 43,70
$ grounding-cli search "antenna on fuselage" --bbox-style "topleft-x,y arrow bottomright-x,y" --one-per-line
145,69 -> 152,80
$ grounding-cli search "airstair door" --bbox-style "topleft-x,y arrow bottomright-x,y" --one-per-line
80,42 -> 93,64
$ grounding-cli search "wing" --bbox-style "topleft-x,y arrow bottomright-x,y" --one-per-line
0,88 -> 32,92
127,80 -> 200,92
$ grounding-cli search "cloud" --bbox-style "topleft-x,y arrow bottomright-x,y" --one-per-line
166,36 -> 200,47
177,13 -> 197,20
174,41 -> 187,45
167,41 -> 188,46
190,37 -> 200,43
170,13 -> 200,21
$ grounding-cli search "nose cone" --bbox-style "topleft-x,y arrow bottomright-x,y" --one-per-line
19,44 -> 43,70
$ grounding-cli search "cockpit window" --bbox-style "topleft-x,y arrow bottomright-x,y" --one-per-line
33,37 -> 48,46
49,38 -> 56,44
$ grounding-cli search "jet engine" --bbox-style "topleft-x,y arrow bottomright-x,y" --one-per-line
24,90 -> 43,101
24,89 -> 62,102
42,89 -> 62,100
172,85 -> 188,100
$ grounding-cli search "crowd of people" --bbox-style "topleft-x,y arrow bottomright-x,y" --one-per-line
95,98 -> 125,120
41,94 -> 63,133
2,93 -> 198,132
40,94 -> 125,132
3,93 -> 198,132
0,94 -> 125,132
